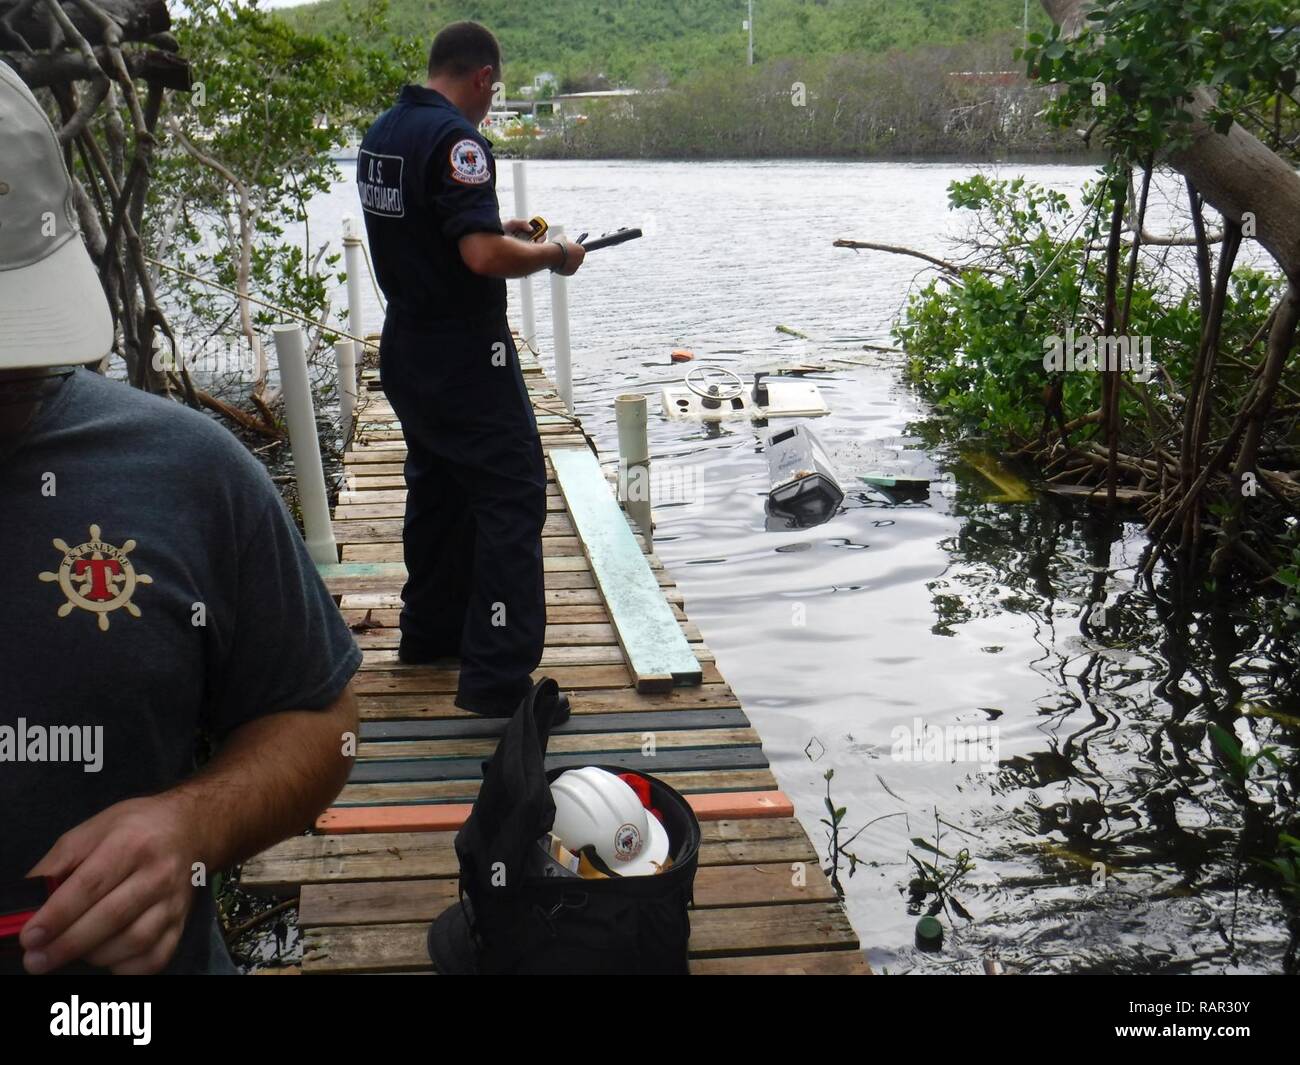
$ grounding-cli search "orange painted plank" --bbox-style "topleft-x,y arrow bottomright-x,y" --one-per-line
315,790 -> 794,834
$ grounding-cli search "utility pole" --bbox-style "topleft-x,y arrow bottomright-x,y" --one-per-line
745,0 -> 754,66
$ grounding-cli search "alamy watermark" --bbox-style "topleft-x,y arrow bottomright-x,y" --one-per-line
618,459 -> 704,506
0,719 -> 103,772
151,330 -> 258,377
1043,328 -> 1156,382
891,717 -> 1000,768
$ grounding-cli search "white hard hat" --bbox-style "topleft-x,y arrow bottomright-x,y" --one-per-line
0,60 -> 113,370
550,767 -> 670,877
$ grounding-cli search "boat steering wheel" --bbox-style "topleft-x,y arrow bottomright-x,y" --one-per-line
684,366 -> 745,402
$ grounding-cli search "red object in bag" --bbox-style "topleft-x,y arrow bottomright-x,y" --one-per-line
618,772 -> 664,826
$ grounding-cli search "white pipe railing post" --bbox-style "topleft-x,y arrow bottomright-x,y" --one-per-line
512,161 -> 537,351
549,223 -> 573,412
334,338 -> 357,443
616,393 -> 652,541
273,324 -> 338,566
341,215 -> 366,349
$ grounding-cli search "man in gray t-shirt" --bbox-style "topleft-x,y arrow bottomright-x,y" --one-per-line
0,61 -> 362,975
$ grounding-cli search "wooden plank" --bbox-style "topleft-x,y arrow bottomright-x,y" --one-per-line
352,620 -> 703,650
343,543 -> 648,566
356,642 -> 712,671
356,726 -> 759,761
300,904 -> 857,973
335,512 -> 577,537
343,603 -> 689,626
299,861 -> 836,925
314,790 -> 793,834
346,744 -> 768,784
332,767 -> 780,807
360,706 -> 751,740
690,950 -> 871,975
549,447 -> 701,692
349,662 -> 724,697
322,563 -> 678,597
354,682 -> 742,720
245,816 -> 814,893
341,587 -> 685,610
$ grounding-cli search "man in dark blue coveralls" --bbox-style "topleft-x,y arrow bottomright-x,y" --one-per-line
357,22 -> 585,717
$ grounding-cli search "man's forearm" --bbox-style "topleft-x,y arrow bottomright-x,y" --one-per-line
459,232 -> 562,278
168,688 -> 359,872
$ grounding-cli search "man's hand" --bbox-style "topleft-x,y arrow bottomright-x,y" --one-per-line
18,687 -> 357,975
503,217 -> 536,239
20,794 -> 204,975
551,238 -> 586,277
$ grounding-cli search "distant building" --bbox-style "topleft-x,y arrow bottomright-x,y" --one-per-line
551,88 -> 639,120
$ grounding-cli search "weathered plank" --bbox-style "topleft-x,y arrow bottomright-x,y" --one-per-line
360,706 -> 751,740
349,662 -> 725,696
299,862 -> 837,927
351,619 -> 703,650
242,818 -> 815,893
356,642 -> 713,671
314,790 -> 793,834
353,682 -> 742,720
300,904 -> 857,973
357,726 -> 758,760
346,743 -> 768,784
549,447 -> 701,692
332,767 -> 780,811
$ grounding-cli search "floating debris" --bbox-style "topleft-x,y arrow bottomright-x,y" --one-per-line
961,450 -> 1034,503
857,475 -> 930,507
661,366 -> 830,421
915,915 -> 944,952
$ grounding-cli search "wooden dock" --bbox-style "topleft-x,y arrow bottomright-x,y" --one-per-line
240,348 -> 870,975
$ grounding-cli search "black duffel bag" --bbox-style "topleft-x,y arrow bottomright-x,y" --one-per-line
427,678 -> 701,975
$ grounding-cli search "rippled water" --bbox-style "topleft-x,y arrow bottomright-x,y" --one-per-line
311,159 -> 1299,974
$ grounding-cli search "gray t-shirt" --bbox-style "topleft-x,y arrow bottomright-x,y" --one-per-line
0,368 -> 362,974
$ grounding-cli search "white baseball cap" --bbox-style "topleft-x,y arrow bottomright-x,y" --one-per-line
0,60 -> 113,370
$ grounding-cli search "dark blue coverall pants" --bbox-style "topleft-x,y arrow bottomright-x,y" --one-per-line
379,312 -> 548,716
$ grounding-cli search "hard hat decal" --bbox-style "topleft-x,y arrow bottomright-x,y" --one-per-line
614,823 -> 643,862
38,524 -> 153,632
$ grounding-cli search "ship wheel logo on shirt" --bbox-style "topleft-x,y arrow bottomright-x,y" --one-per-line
38,524 -> 153,632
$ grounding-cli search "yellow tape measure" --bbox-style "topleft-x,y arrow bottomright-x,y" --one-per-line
527,216 -> 549,242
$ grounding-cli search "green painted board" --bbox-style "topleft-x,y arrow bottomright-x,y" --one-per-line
318,562 -> 407,579
549,447 -> 702,692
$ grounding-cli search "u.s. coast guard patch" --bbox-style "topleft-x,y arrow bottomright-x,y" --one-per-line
449,138 -> 491,186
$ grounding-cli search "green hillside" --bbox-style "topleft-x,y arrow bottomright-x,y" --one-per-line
281,0 -> 1045,88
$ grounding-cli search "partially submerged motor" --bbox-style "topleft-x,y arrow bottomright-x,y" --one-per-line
765,423 -> 844,528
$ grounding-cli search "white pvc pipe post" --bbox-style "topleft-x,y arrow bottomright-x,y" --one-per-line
616,393 -> 652,541
273,324 -> 338,566
549,223 -> 573,412
512,160 -> 537,351
341,215 -> 366,349
334,338 -> 357,442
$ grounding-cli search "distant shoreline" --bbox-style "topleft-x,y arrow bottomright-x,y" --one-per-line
489,150 -> 1104,166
